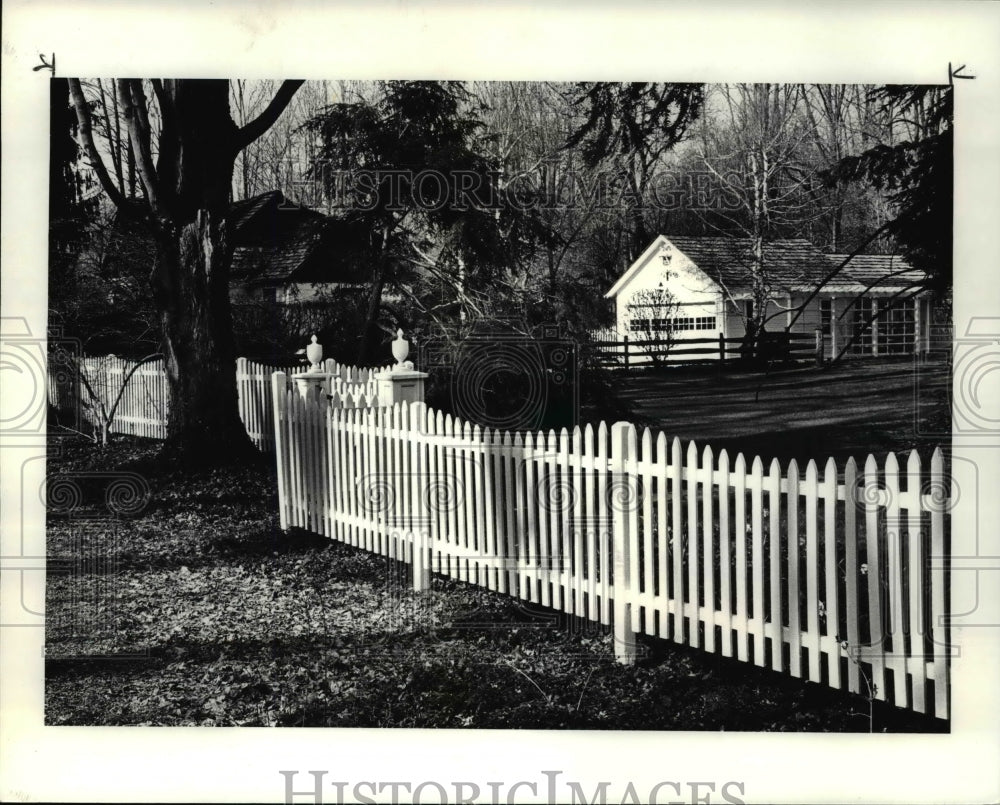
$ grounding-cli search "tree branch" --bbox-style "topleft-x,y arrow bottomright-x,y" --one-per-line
235,79 -> 305,150
107,353 -> 164,426
785,220 -> 895,331
150,78 -> 171,126
97,79 -> 125,194
116,79 -> 163,216
68,78 -> 127,210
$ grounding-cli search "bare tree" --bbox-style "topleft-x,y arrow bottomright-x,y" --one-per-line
622,275 -> 680,368
696,83 -> 820,353
68,78 -> 304,463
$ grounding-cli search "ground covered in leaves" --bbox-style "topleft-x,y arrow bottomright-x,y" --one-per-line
46,433 -> 945,731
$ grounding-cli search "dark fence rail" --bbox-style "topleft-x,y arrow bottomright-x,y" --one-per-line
588,331 -> 820,367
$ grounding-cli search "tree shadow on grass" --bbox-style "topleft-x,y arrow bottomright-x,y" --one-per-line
635,632 -> 948,734
108,525 -> 336,573
45,599 -> 950,732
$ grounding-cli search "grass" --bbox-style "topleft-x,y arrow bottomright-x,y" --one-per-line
46,431 -> 946,731
594,356 -> 950,467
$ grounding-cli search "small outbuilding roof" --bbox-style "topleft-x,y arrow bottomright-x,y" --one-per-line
827,253 -> 926,291
606,235 -> 927,298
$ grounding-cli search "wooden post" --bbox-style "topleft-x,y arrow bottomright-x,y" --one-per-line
236,356 -> 248,423
871,299 -> 879,356
376,369 -> 428,407
272,371 -> 289,531
610,421 -> 638,664
830,297 -> 838,358
623,335 -> 630,370
410,402 -> 431,592
718,332 -> 726,366
815,327 -> 825,367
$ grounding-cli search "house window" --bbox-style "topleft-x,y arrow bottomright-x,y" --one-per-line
851,298 -> 873,354
628,315 -> 717,332
877,299 -> 916,354
820,299 -> 832,337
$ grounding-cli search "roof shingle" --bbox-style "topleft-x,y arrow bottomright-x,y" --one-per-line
666,236 -> 832,292
827,253 -> 926,289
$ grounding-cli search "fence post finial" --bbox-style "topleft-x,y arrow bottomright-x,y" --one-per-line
392,329 -> 410,367
306,334 -> 323,372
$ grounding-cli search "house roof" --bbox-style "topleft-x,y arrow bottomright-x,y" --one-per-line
826,253 -> 926,291
606,235 -> 927,298
229,191 -> 370,286
666,235 -> 833,292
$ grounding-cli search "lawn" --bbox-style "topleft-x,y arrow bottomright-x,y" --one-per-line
595,356 -> 950,467
45,431 -> 945,731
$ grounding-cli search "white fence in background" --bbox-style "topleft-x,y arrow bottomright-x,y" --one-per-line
48,355 -> 171,440
237,357 -> 385,451
47,354 -> 389,451
271,378 -> 951,721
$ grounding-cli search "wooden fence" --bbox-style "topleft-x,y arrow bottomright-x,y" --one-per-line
271,378 -> 951,721
48,354 -> 388,451
589,330 -> 819,367
48,355 -> 171,440
237,358 -> 384,451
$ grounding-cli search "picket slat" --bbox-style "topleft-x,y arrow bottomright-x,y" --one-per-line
523,431 -> 538,603
598,423 -> 611,627
585,424 -> 599,622
864,454 -> 888,702
717,450 -> 732,657
733,453 -> 749,662
685,441 -> 701,650
571,426 -> 584,618
625,427 -> 641,636
844,457 -> 861,695
750,456 -> 765,668
786,460 -> 802,678
767,458 -> 783,673
670,437 -> 684,643
884,452 -> 907,708
697,445 -> 713,652
805,460 -> 821,682
656,432 -> 670,640
930,448 -> 948,720
823,457 -> 841,688
640,428 -> 654,635
501,431 -> 517,595
906,451 -> 926,714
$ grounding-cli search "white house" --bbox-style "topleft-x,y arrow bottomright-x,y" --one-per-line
603,235 -> 937,360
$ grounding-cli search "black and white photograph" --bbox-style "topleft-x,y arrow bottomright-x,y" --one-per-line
3,3 -> 999,804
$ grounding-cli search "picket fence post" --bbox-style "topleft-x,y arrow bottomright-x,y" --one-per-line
611,421 -> 638,664
410,401 -> 431,592
272,371 -> 289,531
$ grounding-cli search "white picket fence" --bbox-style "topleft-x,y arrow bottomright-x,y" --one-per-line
48,353 -> 389,451
48,355 -> 171,440
237,358 -> 385,451
271,377 -> 951,721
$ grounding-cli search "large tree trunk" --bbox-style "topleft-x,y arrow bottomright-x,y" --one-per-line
154,213 -> 253,463
357,260 -> 386,365
149,80 -> 256,464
